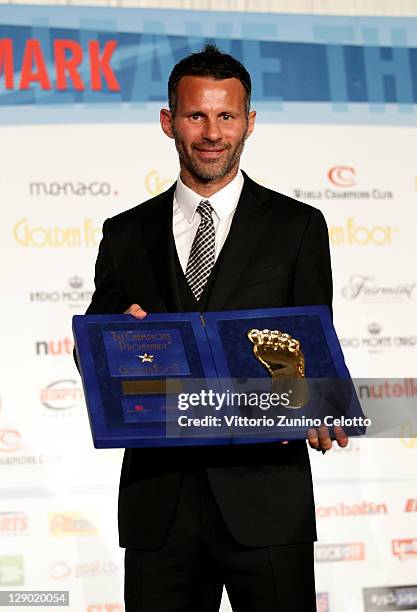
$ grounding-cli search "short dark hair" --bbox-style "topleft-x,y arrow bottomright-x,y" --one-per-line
168,43 -> 251,116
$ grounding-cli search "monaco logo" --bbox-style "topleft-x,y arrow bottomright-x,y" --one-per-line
328,166 -> 356,187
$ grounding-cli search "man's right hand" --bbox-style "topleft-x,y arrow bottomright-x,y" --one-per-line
124,304 -> 147,319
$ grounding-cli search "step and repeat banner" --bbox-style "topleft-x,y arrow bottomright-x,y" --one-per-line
0,5 -> 416,611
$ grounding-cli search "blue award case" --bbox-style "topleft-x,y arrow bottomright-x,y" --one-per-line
72,306 -> 363,448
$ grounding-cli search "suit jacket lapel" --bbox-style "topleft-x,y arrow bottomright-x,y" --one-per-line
139,183 -> 182,312
204,173 -> 274,311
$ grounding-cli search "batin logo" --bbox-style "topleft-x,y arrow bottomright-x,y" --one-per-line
0,429 -> 21,452
316,501 -> 387,518
364,585 -> 417,611
0,556 -> 24,587
405,499 -> 417,512
328,166 -> 356,188
49,513 -> 98,536
315,542 -> 365,562
0,512 -> 28,534
368,323 -> 382,335
392,539 -> 417,560
316,592 -> 330,612
40,380 -> 83,410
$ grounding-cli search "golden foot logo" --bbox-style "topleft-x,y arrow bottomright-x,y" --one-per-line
330,218 -> 398,246
13,219 -> 101,247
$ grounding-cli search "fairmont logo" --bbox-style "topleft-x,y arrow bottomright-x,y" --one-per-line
342,275 -> 416,302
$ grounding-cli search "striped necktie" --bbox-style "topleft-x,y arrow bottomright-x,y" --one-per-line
186,199 -> 215,300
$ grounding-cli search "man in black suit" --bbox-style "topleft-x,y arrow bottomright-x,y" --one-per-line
85,44 -> 348,611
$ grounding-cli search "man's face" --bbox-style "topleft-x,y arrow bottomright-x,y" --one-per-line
161,76 -> 255,183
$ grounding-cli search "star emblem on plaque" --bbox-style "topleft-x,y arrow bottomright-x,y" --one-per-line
138,353 -> 154,363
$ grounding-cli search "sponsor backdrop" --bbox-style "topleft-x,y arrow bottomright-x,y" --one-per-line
0,4 -> 416,612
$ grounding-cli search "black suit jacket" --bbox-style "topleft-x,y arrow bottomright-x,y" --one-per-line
85,172 -> 333,549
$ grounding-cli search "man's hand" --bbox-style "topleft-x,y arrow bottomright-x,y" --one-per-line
307,425 -> 349,451
124,303 -> 147,319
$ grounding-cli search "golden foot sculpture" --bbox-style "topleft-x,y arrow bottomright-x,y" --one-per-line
247,329 -> 309,408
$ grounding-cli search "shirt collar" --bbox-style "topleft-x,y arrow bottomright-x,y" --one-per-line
174,170 -> 244,223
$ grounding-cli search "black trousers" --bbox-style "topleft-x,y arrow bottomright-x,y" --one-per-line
124,470 -> 316,612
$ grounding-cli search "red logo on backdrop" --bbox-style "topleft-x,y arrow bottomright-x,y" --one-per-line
0,39 -> 120,92
86,605 -> 123,612
405,499 -> 417,512
315,542 -> 365,562
316,592 -> 329,612
328,166 -> 356,188
49,513 -> 97,536
0,512 -> 28,534
0,429 -> 21,452
392,538 -> 417,560
40,380 -> 83,410
50,561 -> 72,580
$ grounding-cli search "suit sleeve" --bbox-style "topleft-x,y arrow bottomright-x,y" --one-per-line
292,208 -> 333,315
86,218 -> 130,316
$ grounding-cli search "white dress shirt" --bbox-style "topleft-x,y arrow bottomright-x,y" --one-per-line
173,170 -> 244,272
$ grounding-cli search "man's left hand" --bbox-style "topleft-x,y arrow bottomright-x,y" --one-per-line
307,425 -> 349,451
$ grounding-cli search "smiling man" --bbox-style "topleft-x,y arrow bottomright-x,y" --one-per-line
85,44 -> 348,612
